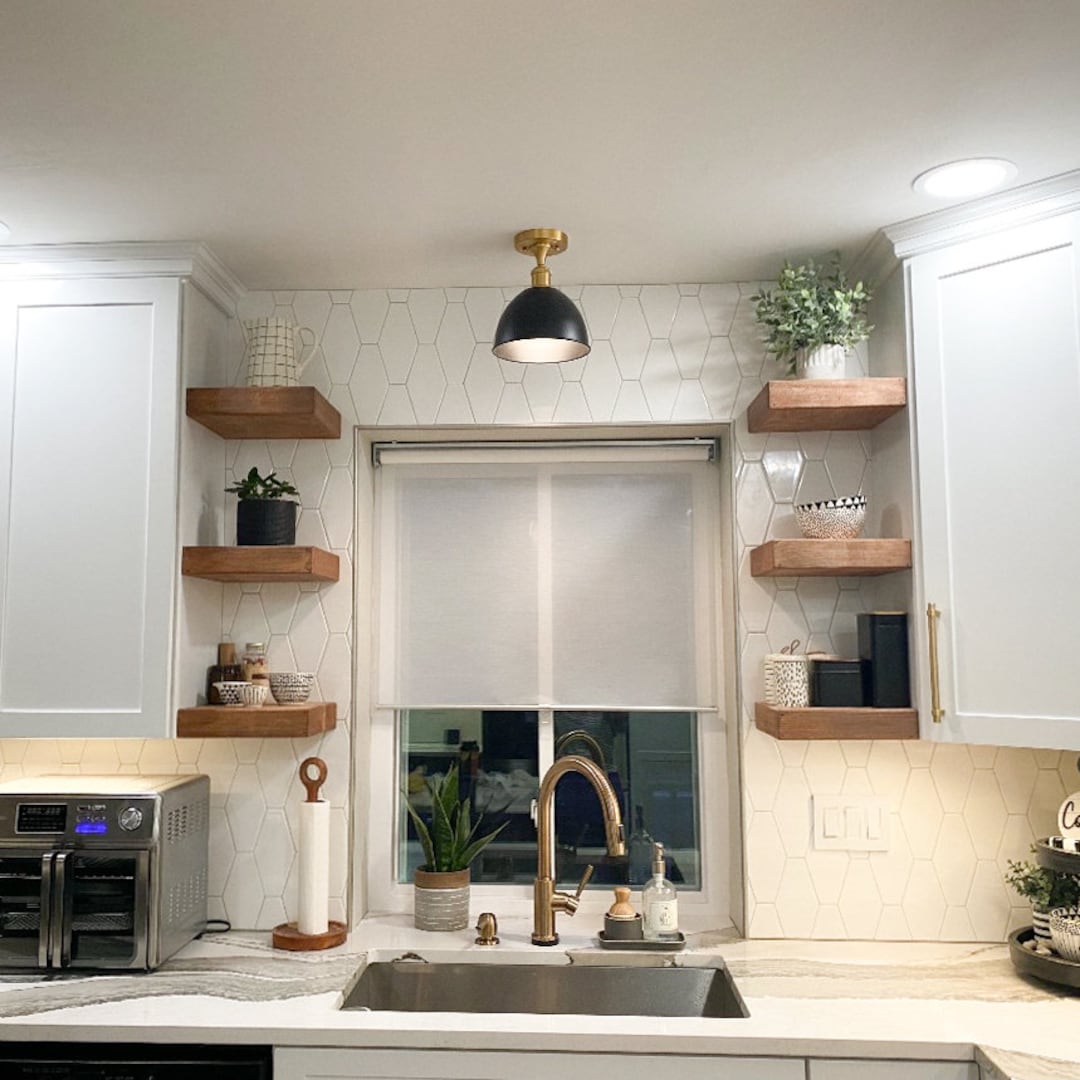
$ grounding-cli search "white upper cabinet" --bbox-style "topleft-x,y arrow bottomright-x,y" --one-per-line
0,249 -> 235,738
906,209 -> 1080,749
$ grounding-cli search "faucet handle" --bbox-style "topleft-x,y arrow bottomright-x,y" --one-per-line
574,864 -> 595,899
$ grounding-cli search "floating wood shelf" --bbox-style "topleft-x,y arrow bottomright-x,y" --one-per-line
177,702 -> 337,738
755,702 -> 919,741
746,378 -> 907,433
750,538 -> 911,577
186,387 -> 341,439
182,546 -> 340,582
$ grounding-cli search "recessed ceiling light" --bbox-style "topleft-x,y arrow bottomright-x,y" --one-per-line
912,158 -> 1018,199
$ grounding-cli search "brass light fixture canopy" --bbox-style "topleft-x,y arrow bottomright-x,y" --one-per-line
493,228 -> 590,364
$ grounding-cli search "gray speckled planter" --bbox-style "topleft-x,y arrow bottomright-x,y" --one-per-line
414,868 -> 470,931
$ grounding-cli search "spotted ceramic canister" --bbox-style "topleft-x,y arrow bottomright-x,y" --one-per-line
414,867 -> 471,931
764,653 -> 810,707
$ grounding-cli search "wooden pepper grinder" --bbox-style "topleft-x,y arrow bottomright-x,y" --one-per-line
272,757 -> 347,951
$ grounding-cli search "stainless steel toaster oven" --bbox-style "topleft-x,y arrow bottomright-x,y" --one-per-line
0,774 -> 209,971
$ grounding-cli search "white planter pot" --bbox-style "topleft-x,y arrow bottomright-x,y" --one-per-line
414,868 -> 471,931
795,344 -> 847,380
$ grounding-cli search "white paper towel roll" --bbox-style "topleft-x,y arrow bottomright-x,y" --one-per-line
298,798 -> 330,935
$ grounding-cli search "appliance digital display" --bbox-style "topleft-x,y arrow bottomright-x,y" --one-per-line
16,803 -> 67,833
74,822 -> 108,835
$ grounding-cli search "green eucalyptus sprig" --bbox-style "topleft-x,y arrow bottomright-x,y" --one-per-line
225,466 -> 299,501
752,254 -> 873,374
1004,858 -> 1080,908
403,765 -> 507,873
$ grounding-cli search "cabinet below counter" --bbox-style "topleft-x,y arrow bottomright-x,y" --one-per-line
276,1049 -> 978,1080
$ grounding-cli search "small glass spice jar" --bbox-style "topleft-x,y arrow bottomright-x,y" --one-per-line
241,642 -> 269,689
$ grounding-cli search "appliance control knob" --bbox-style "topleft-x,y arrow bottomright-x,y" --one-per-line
118,806 -> 144,832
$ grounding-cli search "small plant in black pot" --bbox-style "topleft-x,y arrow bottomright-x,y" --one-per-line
226,467 -> 300,546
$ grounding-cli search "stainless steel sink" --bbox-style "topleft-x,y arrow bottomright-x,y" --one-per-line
341,960 -> 748,1018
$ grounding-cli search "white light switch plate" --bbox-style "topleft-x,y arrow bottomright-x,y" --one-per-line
812,795 -> 890,851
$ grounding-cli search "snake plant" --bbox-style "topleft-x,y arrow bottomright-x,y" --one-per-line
403,764 -> 507,873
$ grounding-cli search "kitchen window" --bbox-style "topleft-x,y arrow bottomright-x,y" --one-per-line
359,432 -> 733,925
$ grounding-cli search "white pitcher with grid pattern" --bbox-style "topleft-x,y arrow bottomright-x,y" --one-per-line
243,317 -> 317,387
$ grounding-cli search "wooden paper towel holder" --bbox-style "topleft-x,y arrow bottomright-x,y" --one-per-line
272,921 -> 347,951
272,756 -> 348,952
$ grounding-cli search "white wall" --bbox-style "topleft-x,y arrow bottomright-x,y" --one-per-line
0,278 -> 1072,938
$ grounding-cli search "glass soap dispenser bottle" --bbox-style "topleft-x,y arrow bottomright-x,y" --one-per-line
642,841 -> 679,940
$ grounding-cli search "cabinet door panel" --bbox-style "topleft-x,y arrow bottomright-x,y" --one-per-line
809,1059 -> 978,1080
275,1048 -> 806,1080
910,212 -> 1080,749
0,277 -> 180,736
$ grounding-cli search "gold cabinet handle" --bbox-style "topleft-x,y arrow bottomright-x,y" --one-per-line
926,602 -> 944,723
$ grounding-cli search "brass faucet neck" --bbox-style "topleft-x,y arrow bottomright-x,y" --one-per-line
531,755 -> 626,946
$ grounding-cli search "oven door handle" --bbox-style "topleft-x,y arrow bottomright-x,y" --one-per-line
38,854 -> 53,968
51,851 -> 72,969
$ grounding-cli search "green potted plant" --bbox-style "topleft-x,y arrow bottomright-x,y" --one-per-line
1004,857 -> 1080,940
752,254 -> 873,379
225,467 -> 300,546
403,765 -> 507,931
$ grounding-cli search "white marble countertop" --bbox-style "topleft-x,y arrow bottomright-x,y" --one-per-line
0,916 -> 1076,1080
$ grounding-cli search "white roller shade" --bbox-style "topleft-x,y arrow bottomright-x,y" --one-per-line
375,443 -> 718,711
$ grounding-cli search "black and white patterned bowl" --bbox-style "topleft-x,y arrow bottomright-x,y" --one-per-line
268,671 -> 315,704
1049,907 -> 1080,962
237,682 -> 268,707
794,495 -> 867,540
213,681 -> 249,706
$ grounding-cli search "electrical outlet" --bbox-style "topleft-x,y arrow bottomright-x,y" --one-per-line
812,795 -> 890,851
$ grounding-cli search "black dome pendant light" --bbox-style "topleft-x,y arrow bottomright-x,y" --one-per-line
492,228 -> 590,364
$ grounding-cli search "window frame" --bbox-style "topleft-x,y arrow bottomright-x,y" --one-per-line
353,424 -> 741,932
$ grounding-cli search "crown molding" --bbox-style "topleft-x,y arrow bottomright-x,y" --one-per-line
0,241 -> 246,312
884,169 -> 1080,260
850,228 -> 900,289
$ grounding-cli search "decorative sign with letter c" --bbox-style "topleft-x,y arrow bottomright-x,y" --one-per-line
1058,791 -> 1080,840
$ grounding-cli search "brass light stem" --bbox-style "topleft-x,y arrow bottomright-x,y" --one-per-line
529,241 -> 552,287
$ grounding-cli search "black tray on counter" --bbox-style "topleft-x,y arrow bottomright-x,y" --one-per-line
1009,927 -> 1080,991
596,931 -> 686,952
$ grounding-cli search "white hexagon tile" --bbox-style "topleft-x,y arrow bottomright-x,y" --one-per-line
0,282 -> 1074,941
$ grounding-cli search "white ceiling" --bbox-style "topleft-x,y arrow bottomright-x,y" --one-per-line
3,0 -> 1079,290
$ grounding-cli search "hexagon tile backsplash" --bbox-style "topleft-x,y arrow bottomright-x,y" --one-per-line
0,281 -> 1073,940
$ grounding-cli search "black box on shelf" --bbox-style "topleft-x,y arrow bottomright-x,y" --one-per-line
810,659 -> 865,707
857,612 -> 911,708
